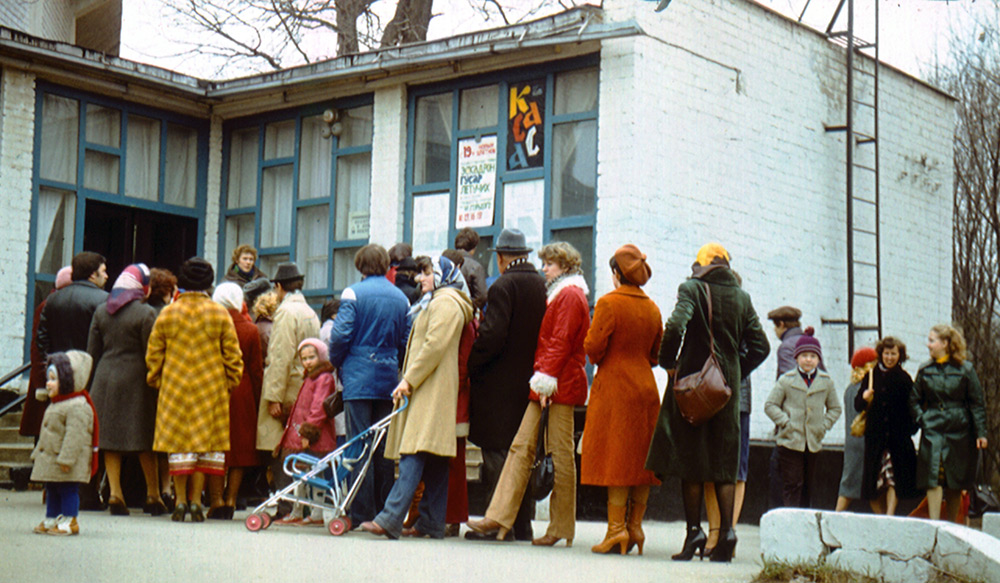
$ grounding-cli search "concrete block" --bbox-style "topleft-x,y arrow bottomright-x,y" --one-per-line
760,508 -> 827,564
879,555 -> 935,583
819,512 -> 937,558
933,523 -> 1000,583
984,513 -> 1000,540
826,549 -> 882,579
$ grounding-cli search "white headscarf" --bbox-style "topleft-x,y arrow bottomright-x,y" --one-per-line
213,282 -> 244,311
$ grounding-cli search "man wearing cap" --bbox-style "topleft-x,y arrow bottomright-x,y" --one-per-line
767,306 -> 805,379
466,228 -> 547,541
256,263 -> 320,492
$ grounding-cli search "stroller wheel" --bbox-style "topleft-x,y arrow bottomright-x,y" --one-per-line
329,517 -> 350,536
245,514 -> 264,532
260,513 -> 273,529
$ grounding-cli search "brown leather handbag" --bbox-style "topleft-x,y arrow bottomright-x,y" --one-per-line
673,283 -> 732,426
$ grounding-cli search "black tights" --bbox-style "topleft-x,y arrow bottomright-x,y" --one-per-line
680,480 -> 735,531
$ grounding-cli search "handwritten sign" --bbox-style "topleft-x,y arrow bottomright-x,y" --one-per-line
456,135 -> 497,228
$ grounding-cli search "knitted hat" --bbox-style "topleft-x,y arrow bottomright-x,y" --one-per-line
850,346 -> 878,369
297,338 -> 329,362
178,257 -> 215,291
213,282 -> 244,311
613,244 -> 652,286
793,327 -> 822,359
55,266 -> 73,290
695,242 -> 730,267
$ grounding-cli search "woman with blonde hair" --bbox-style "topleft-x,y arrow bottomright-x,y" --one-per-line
911,324 -> 988,521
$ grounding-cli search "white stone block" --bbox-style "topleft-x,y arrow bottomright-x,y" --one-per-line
760,508 -> 827,564
819,512 -> 937,559
826,549 -> 882,579
880,555 -> 935,583
983,513 -> 1000,540
933,523 -> 1000,583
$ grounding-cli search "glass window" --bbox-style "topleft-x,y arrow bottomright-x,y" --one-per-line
459,85 -> 498,130
335,152 -> 371,240
84,150 -> 119,193
299,115 -> 332,200
297,205 -> 329,289
414,93 -> 452,184
228,128 -> 259,209
551,120 -> 597,218
333,247 -> 363,290
503,180 -> 544,267
340,105 -> 373,148
264,120 -> 295,160
260,164 -> 294,247
35,186 -> 76,274
412,192 -> 450,256
125,115 -> 160,202
225,214 -> 256,265
554,68 -> 599,115
257,253 -> 290,279
86,104 -> 120,147
552,227 -> 594,280
40,94 -> 78,183
164,123 -> 198,208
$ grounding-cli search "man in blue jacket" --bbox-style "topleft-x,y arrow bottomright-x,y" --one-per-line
328,244 -> 410,526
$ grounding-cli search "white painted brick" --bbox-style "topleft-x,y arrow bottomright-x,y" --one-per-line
369,85 -> 407,248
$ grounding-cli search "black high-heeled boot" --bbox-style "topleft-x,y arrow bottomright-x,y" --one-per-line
671,525 -> 707,561
709,528 -> 737,562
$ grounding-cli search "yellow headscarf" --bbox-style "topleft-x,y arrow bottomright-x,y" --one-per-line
696,242 -> 730,267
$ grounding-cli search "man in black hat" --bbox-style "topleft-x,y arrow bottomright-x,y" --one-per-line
465,228 -> 547,541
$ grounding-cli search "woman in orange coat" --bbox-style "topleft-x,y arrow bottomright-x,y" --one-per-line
580,244 -> 662,555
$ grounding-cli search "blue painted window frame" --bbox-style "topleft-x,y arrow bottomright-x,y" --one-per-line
26,82 -> 208,359
219,94 -> 374,301
404,54 -> 600,285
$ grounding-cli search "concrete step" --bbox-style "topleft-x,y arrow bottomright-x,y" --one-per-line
0,443 -> 33,465
1,409 -> 24,428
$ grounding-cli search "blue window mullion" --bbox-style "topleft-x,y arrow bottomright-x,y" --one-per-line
542,73 -> 555,245
447,88 -> 460,244
119,114 -> 129,199
254,124 -> 264,250
158,119 -> 168,204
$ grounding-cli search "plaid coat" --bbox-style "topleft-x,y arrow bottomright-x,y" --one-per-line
147,292 -> 243,453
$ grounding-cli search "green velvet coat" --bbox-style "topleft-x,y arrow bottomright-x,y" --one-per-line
645,265 -> 770,482
910,359 -> 988,490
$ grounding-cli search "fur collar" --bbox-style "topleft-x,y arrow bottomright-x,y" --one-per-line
306,361 -> 336,380
546,273 -> 589,304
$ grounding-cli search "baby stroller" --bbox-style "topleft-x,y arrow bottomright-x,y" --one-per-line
245,397 -> 408,536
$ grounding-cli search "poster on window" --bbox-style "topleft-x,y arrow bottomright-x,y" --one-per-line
456,135 -> 497,228
507,79 -> 545,170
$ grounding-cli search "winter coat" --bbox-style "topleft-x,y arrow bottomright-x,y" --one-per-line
228,307 -> 264,467
31,395 -> 95,483
20,301 -> 49,437
386,287 -> 474,459
87,300 -> 158,452
147,292 -> 244,453
529,274 -> 590,406
222,263 -> 268,285
580,285 -> 662,487
775,326 -> 803,379
765,368 -> 841,453
328,275 -> 410,401
38,281 -> 108,357
646,266 -> 770,482
855,365 -> 918,500
467,259 -> 547,451
459,249 -> 489,308
910,359 -> 988,490
257,292 -> 320,451
279,363 -> 338,454
394,273 -> 422,306
456,318 -> 479,437
255,316 -> 273,364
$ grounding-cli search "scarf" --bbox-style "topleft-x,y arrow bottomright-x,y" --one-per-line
51,390 -> 100,478
408,256 -> 468,321
107,264 -> 150,315
213,282 -> 244,312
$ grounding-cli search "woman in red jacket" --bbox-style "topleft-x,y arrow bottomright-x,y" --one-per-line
466,242 -> 590,547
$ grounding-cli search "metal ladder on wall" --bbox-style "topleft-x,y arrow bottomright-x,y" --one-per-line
809,0 -> 883,355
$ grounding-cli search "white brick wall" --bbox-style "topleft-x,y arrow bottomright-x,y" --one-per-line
369,85 -> 408,248
0,68 -> 37,384
598,0 -> 955,442
203,115 -> 223,272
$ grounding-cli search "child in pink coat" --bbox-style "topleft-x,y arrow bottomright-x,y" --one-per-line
273,338 -> 338,526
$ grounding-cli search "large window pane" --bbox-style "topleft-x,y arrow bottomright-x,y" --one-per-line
264,120 -> 295,160
299,115 -> 332,201
84,150 -> 119,193
554,68 -> 599,115
551,121 -> 597,218
164,123 -> 197,208
459,85 -> 498,130
503,180 -> 544,268
35,187 -> 76,274
125,114 -> 160,202
411,192 -> 450,257
260,164 -> 294,247
228,128 -> 258,209
414,93 -> 452,185
333,247 -> 363,290
297,204 -> 329,289
258,254 -> 290,280
225,214 -> 256,268
86,104 -> 120,147
335,152 -> 371,240
40,94 -> 79,183
339,105 -> 373,148
552,227 -> 594,289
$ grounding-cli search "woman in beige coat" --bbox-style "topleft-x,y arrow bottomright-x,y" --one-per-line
360,256 -> 473,540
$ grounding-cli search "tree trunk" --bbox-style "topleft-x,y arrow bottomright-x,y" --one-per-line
335,0 -> 364,54
380,0 -> 434,47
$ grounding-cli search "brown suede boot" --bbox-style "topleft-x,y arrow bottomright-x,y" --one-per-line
591,503 -> 628,555
626,499 -> 647,555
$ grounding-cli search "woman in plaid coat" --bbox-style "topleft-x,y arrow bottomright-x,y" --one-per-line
147,258 -> 243,523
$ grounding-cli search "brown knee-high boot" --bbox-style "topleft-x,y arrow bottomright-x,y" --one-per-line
626,499 -> 647,555
591,503 -> 629,555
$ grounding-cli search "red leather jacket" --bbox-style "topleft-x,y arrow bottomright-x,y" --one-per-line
530,274 -> 590,406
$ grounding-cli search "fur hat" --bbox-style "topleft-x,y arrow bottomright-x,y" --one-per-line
55,266 -> 73,290
613,244 -> 652,286
850,346 -> 878,369
178,257 -> 215,291
297,338 -> 329,362
793,328 -> 822,359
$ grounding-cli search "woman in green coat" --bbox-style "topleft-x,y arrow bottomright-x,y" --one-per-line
910,324 -> 988,522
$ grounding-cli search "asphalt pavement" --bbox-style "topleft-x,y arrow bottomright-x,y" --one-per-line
0,490 -> 763,583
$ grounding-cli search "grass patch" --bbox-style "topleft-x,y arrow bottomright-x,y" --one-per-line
753,561 -> 980,583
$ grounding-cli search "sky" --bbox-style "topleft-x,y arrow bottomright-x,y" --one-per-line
119,0 -> 992,81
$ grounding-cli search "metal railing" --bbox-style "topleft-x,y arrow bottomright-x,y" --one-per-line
0,363 -> 30,418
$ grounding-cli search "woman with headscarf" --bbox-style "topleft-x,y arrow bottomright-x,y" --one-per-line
580,245 -> 663,556
360,256 -> 474,539
87,263 -> 166,516
209,282 -> 264,519
646,243 -> 770,563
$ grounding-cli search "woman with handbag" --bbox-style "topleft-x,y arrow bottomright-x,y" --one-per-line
466,242 -> 590,547
855,336 -> 918,514
646,243 -> 770,563
910,324 -> 988,522
579,244 -> 662,556
835,346 -> 878,512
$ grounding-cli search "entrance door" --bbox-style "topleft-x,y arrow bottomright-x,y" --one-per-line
83,200 -> 199,283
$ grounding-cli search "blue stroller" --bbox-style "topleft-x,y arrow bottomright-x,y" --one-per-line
245,397 -> 408,536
